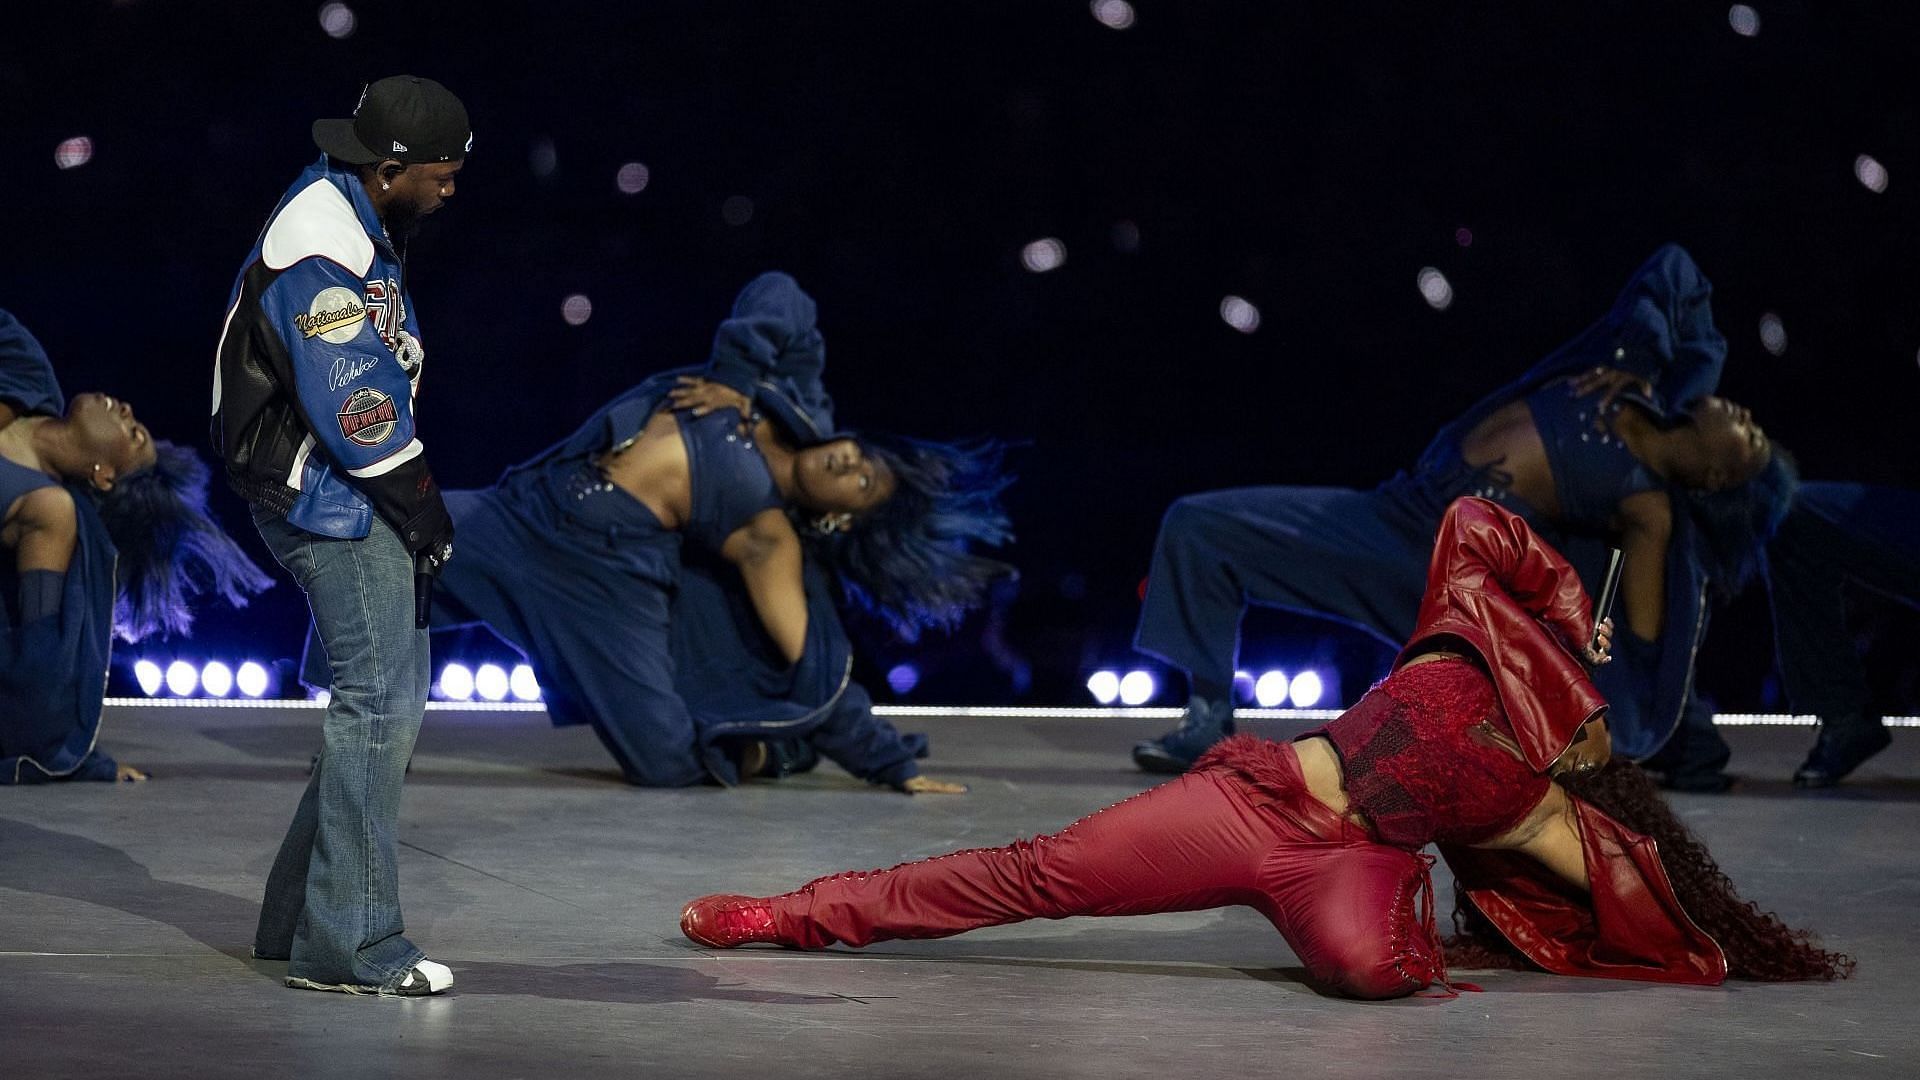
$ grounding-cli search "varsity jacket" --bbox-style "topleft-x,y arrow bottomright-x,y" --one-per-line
212,155 -> 451,557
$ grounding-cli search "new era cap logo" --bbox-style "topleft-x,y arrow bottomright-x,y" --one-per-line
391,140 -> 409,153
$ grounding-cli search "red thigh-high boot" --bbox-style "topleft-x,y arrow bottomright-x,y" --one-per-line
683,767 -> 1288,950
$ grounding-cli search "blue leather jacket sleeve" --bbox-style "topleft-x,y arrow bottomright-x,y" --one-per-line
705,272 -> 836,426
258,256 -> 450,553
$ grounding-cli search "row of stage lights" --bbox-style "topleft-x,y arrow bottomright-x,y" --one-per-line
1085,668 -> 1330,709
127,659 -> 545,703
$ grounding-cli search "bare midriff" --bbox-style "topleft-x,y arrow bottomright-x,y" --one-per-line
592,410 -> 691,530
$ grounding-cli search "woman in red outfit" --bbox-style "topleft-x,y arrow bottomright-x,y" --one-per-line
680,498 -> 1851,997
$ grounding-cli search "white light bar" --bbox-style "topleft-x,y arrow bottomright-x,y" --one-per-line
93,697 -> 1920,727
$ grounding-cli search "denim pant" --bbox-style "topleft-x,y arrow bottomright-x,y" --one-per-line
251,508 -> 429,989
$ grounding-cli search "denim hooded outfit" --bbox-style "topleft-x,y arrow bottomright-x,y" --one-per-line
1136,245 -> 1737,772
415,273 -> 926,787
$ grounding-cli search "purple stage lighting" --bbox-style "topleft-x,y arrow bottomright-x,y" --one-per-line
1254,670 -> 1290,708
201,661 -> 235,698
510,664 -> 541,702
165,660 -> 198,697
474,664 -> 510,702
439,663 -> 475,702
887,664 -> 921,695
236,662 -> 271,699
1288,671 -> 1326,709
133,659 -> 164,697
1118,670 -> 1157,706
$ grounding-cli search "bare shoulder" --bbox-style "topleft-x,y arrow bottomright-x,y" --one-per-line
13,484 -> 76,531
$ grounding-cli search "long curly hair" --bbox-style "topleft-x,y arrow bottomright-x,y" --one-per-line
1446,761 -> 1853,981
95,440 -> 273,641
1678,444 -> 1799,602
805,433 -> 1014,641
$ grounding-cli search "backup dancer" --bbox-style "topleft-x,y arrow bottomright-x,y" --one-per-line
417,272 -> 1011,790
1,310 -> 269,784
680,498 -> 1851,998
1767,481 -> 1920,787
1133,244 -> 1795,791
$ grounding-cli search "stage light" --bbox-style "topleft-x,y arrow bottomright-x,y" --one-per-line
722,195 -> 755,226
1855,154 -> 1889,194
1289,671 -> 1325,709
1021,238 -> 1067,273
54,136 -> 94,170
1219,296 -> 1261,334
1233,670 -> 1256,703
530,137 -> 558,179
313,689 -> 332,706
165,660 -> 198,697
1086,670 -> 1121,705
1417,267 -> 1454,311
133,659 -> 164,697
439,663 -> 475,702
1110,220 -> 1141,253
886,664 -> 921,695
616,162 -> 651,194
201,661 -> 235,698
474,663 -> 510,702
1254,670 -> 1290,708
510,664 -> 541,702
1455,226 -> 1473,247
1091,0 -> 1136,30
236,661 -> 270,699
318,3 -> 357,39
1759,312 -> 1787,356
1728,4 -> 1760,37
1118,670 -> 1158,706
562,294 -> 593,326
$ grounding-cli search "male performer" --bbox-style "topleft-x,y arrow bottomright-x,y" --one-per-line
212,75 -> 469,995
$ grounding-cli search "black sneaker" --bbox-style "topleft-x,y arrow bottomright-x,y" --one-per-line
1793,717 -> 1892,789
286,958 -> 453,996
1132,698 -> 1235,774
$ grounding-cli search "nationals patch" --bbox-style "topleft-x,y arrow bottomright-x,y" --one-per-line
337,387 -> 400,446
297,286 -> 368,344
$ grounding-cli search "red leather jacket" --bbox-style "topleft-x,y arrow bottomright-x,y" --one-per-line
1412,498 -> 1727,985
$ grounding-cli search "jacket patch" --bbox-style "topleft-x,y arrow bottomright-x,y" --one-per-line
337,387 -> 400,446
298,286 -> 368,344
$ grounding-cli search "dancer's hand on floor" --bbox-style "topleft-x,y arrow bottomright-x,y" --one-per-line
901,775 -> 968,795
117,764 -> 150,783
669,376 -> 754,421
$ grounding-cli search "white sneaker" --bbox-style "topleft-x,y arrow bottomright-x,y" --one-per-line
393,959 -> 454,996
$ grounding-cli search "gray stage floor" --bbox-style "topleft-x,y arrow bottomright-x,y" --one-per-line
3,703 -> 1916,1079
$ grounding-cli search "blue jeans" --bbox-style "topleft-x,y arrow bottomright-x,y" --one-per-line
251,508 -> 430,989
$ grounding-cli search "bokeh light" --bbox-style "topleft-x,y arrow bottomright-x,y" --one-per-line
887,664 -> 921,695
1118,670 -> 1158,706
1759,312 -> 1787,356
510,664 -> 541,702
318,3 -> 357,39
1855,154 -> 1889,194
1110,220 -> 1141,253
1021,237 -> 1067,273
1288,671 -> 1325,709
1086,670 -> 1121,704
1219,295 -> 1261,334
134,659 -> 164,697
1091,0 -> 1136,30
1417,267 -> 1454,311
722,195 -> 755,226
616,161 -> 651,194
54,136 -> 94,170
439,663 -> 474,702
236,661 -> 270,699
201,661 -> 234,698
1455,226 -> 1474,247
529,137 -> 558,179
1254,670 -> 1290,708
166,660 -> 198,697
1728,4 -> 1761,37
561,294 -> 593,326
1233,670 -> 1256,704
475,663 -> 510,702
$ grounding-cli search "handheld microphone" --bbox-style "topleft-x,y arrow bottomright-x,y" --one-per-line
1589,548 -> 1625,653
414,553 -> 435,630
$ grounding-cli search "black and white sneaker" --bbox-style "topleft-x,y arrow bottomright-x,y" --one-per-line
286,959 -> 454,996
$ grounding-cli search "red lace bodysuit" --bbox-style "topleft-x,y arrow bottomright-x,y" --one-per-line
1312,657 -> 1550,850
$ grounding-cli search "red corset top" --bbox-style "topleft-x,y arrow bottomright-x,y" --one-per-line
1313,657 -> 1550,850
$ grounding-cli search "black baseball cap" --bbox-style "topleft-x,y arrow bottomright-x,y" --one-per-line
312,75 -> 472,165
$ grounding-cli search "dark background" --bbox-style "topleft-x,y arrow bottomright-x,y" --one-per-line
5,1 -> 1916,711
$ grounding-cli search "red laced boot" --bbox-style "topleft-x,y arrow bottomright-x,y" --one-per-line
680,894 -> 785,948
